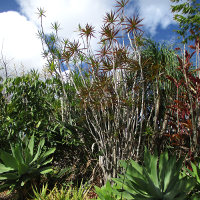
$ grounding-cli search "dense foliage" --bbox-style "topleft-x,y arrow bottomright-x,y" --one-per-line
0,0 -> 199,199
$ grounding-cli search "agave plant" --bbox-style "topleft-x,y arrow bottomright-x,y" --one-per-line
0,134 -> 56,198
112,148 -> 195,200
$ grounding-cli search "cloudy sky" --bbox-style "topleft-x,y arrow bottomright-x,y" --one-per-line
0,0 -> 181,76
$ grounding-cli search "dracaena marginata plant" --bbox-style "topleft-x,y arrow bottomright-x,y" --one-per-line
0,134 -> 56,199
37,0 -> 182,183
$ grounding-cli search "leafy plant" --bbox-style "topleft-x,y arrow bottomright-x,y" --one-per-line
0,71 -> 85,181
112,148 -> 195,200
2,71 -> 64,143
32,183 -> 49,199
166,44 -> 200,157
170,0 -> 200,43
184,162 -> 200,199
0,134 -> 56,199
32,182 -> 91,200
94,181 -> 122,200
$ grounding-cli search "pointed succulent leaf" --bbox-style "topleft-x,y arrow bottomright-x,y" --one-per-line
144,148 -> 159,187
129,160 -> 143,175
39,147 -> 56,161
39,166 -> 53,174
163,156 -> 178,192
12,144 -> 24,166
24,147 -> 32,165
37,148 -> 55,165
159,151 -> 169,191
41,157 -> 53,166
0,150 -> 18,170
28,134 -> 35,157
0,163 -> 14,173
115,174 -> 150,197
142,169 -> 162,198
126,166 -> 143,180
24,135 -> 35,164
31,138 -> 45,164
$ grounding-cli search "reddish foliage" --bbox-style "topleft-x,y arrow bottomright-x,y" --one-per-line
166,39 -> 200,158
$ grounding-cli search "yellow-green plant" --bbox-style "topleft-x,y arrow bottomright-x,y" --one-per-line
32,182 -> 91,200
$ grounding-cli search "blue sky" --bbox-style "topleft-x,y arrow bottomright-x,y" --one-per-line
0,0 -> 187,76
0,0 -> 19,12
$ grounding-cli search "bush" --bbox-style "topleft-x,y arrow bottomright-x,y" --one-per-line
0,134 -> 55,199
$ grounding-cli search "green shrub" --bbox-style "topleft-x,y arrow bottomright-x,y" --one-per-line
0,134 -> 55,199
94,181 -> 123,200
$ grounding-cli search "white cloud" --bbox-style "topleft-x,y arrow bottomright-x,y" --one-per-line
135,0 -> 176,35
0,11 -> 44,76
0,0 -> 183,76
0,0 -> 115,76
